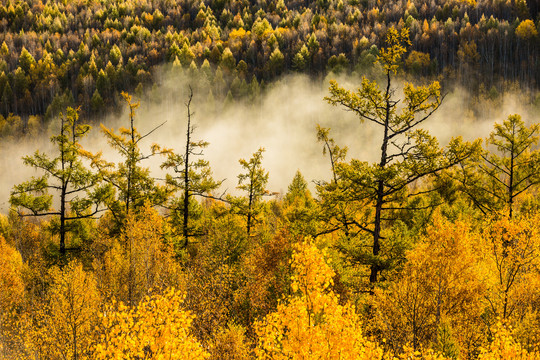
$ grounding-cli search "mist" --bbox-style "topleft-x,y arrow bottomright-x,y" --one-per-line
1,71 -> 539,214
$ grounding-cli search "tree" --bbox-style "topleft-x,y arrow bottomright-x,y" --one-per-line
109,44 -> 123,66
322,27 -> 479,284
90,89 -> 104,114
457,114 -> 540,218
11,107 -> 106,256
95,288 -> 209,360
220,47 -> 236,71
90,92 -> 167,228
209,323 -> 251,360
285,171 -> 310,204
478,322 -> 539,360
374,216 -> 485,355
0,236 -> 25,358
482,216 -> 540,323
315,125 -> 354,239
119,203 -> 181,305
266,47 -> 284,77
515,20 -> 538,41
284,171 -> 316,237
179,42 -> 195,67
254,239 -> 383,359
18,47 -> 35,73
25,261 -> 100,360
0,236 -> 24,312
235,148 -> 269,237
161,87 -> 222,248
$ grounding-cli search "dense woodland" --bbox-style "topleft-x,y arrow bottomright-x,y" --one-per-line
1,0 -> 540,359
0,0 -> 539,133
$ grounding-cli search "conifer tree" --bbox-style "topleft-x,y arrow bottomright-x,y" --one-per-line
316,125 -> 353,239
285,171 -> 316,236
235,148 -> 268,237
11,107 -> 107,256
89,92 -> 168,228
456,114 -> 540,218
161,87 -> 222,248
322,27 -> 479,284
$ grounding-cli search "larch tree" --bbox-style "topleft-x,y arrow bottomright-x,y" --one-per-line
456,114 -> 540,218
235,148 -> 269,237
89,92 -> 168,229
161,87 -> 223,248
315,125 -> 354,239
322,27 -> 480,284
10,107 -> 107,256
284,170 -> 316,237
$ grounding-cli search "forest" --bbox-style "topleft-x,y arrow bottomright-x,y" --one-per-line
0,0 -> 539,130
1,0 -> 540,359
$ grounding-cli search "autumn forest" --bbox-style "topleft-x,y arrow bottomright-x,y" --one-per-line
1,0 -> 540,359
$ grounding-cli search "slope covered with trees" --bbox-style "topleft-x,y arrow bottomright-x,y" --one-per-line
0,0 -> 539,138
1,0 -> 540,357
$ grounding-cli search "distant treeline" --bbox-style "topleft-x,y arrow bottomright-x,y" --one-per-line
0,0 -> 538,124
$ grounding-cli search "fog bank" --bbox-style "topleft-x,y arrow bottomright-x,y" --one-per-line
1,72 -> 538,214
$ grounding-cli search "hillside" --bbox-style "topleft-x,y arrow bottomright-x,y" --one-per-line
1,1 -> 540,359
0,0 -> 538,129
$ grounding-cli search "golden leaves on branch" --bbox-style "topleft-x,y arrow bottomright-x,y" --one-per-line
94,288 -> 209,360
254,239 -> 383,360
374,214 -> 485,358
23,261 -> 100,360
478,322 -> 539,360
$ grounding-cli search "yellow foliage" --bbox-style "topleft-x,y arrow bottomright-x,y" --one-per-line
478,322 -> 539,359
237,229 -> 293,321
0,236 -> 25,359
480,215 -> 540,350
378,26 -> 411,74
185,261 -> 235,341
397,345 -> 450,359
229,28 -> 247,39
93,203 -> 183,304
0,236 -> 24,311
254,239 -> 383,360
482,216 -> 540,321
209,323 -> 251,360
516,20 -> 538,41
375,215 -> 485,357
24,261 -> 100,360
405,50 -> 431,73
94,288 -> 209,360
122,203 -> 182,301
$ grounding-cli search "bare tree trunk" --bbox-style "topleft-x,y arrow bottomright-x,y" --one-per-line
183,88 -> 193,247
